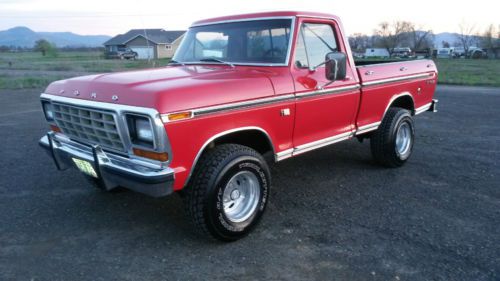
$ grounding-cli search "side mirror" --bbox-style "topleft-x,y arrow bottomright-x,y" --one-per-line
325,52 -> 347,81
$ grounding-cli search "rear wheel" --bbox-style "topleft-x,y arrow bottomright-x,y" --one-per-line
370,107 -> 415,167
184,144 -> 270,241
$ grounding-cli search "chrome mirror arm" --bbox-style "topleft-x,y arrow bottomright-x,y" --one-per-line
309,59 -> 330,72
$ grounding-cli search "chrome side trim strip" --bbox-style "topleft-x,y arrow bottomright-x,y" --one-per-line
275,121 -> 386,161
192,94 -> 295,116
173,84 -> 360,119
293,131 -> 354,156
355,122 -> 381,135
415,102 -> 432,115
275,148 -> 294,161
381,92 -> 415,117
356,60 -> 433,68
275,131 -> 355,161
362,73 -> 433,87
295,84 -> 361,98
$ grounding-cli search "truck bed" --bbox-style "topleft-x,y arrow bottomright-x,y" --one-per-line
353,59 -> 438,131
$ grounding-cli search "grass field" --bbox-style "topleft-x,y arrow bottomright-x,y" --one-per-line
434,59 -> 500,87
0,51 -> 169,90
0,51 -> 498,90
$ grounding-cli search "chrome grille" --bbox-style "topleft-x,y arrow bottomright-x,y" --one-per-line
52,103 -> 125,151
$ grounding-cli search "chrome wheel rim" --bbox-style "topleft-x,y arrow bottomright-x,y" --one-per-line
395,122 -> 412,156
223,171 -> 260,223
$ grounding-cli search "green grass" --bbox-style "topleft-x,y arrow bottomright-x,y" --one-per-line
0,74 -> 68,89
0,51 -> 170,90
356,58 -> 500,87
434,59 -> 500,87
0,51 -> 498,90
0,51 -> 170,73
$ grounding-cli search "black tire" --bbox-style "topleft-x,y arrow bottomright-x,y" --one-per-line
184,144 -> 271,241
370,107 -> 415,167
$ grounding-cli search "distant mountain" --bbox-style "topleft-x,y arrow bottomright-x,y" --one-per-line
433,32 -> 484,48
433,32 -> 460,48
0,26 -> 111,48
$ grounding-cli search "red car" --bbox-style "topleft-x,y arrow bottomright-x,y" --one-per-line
39,11 -> 438,241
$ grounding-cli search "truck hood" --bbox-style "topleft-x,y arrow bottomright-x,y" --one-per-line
44,65 -> 276,113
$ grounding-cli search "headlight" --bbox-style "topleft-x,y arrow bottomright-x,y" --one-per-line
42,101 -> 54,121
126,115 -> 154,147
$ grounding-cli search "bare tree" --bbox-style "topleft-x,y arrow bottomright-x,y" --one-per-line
409,25 -> 434,51
480,24 -> 499,58
348,33 -> 370,51
374,21 -> 413,56
455,21 -> 477,57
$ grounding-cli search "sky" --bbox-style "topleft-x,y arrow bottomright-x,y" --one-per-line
0,0 -> 498,36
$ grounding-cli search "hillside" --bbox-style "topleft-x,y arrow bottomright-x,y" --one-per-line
0,26 -> 110,48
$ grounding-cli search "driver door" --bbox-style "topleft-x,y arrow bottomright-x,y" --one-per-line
291,19 -> 360,151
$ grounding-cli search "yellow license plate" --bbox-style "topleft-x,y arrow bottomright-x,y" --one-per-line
72,158 -> 98,178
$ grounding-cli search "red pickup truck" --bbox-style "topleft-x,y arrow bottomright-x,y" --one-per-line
39,11 -> 437,241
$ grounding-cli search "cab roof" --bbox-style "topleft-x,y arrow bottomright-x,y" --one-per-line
192,11 -> 340,26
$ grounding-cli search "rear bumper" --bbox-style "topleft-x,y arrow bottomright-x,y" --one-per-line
428,99 -> 438,113
39,132 -> 174,197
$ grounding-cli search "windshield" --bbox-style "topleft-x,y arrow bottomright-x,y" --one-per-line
173,19 -> 292,65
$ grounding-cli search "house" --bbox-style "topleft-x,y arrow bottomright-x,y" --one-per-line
364,48 -> 390,58
104,29 -> 185,59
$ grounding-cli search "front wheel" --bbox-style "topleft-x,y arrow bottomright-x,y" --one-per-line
184,144 -> 270,241
370,107 -> 415,167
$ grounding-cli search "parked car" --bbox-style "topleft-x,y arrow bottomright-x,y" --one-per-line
468,47 -> 487,59
39,11 -> 438,241
437,48 -> 454,58
453,47 -> 466,58
105,47 -> 138,60
392,47 -> 412,58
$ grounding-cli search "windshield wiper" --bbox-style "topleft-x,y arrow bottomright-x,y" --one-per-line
168,59 -> 184,65
199,58 -> 235,68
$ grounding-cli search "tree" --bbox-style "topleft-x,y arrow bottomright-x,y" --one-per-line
409,25 -> 434,51
348,33 -> 370,51
442,41 -> 451,48
374,21 -> 413,56
480,24 -> 499,58
455,21 -> 477,57
34,39 -> 56,56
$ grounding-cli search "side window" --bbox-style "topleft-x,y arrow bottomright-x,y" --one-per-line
298,23 -> 338,68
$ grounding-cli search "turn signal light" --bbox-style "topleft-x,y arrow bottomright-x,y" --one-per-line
50,125 -> 61,133
133,148 -> 169,162
161,111 -> 193,122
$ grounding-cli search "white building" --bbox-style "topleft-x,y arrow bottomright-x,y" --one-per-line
364,48 -> 390,58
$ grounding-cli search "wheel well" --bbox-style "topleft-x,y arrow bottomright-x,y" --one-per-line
212,129 -> 274,155
390,95 -> 415,114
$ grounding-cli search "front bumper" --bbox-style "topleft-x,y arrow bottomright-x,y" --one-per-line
39,132 -> 174,197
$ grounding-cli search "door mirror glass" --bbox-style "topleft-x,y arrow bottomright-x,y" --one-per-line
325,52 -> 347,81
